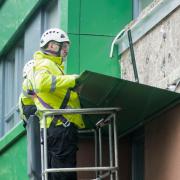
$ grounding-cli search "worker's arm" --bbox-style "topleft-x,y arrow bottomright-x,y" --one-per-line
19,93 -> 27,122
19,79 -> 37,126
19,93 -> 37,127
33,62 -> 77,93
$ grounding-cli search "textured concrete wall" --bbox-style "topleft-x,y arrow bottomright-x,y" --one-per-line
120,6 -> 180,91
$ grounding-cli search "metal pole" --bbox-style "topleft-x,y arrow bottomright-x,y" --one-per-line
94,129 -> 98,178
109,122 -> 113,180
41,107 -> 121,116
79,129 -> 99,178
113,113 -> 119,180
41,129 -> 45,180
99,127 -> 102,177
127,29 -> 139,83
43,115 -> 48,180
45,166 -> 118,172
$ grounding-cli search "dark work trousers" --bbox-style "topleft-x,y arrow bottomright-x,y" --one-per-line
46,123 -> 78,180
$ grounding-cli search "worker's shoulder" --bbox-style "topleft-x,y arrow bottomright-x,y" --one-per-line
35,58 -> 55,68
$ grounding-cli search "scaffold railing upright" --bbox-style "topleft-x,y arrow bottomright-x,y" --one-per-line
39,107 -> 121,180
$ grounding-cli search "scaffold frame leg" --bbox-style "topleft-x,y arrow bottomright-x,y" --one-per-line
40,107 -> 120,180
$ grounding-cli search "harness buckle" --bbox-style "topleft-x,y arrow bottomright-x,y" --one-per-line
63,121 -> 71,127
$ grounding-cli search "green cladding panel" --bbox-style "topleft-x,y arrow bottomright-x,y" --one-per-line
0,0 -> 40,55
66,34 -> 80,74
76,71 -> 180,135
80,0 -> 132,36
79,35 -> 120,77
66,0 -> 132,77
0,135 -> 28,180
67,0 -> 132,35
68,0 -> 81,34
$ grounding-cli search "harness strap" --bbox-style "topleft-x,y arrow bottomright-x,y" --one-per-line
60,89 -> 71,109
27,89 -> 71,127
51,89 -> 71,127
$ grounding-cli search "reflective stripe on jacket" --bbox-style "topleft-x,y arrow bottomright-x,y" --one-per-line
29,51 -> 85,129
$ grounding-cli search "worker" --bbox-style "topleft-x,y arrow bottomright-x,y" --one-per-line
19,60 -> 42,180
19,60 -> 37,127
22,28 -> 85,180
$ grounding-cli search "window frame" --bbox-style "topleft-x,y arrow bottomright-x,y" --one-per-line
3,41 -> 25,133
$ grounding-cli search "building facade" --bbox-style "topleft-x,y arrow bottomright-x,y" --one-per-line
1,0 -> 177,180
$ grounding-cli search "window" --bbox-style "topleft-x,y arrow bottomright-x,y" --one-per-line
3,40 -> 24,134
0,60 -> 4,137
43,0 -> 60,30
4,51 -> 16,132
133,0 -> 154,18
0,0 -> 60,138
24,12 -> 42,61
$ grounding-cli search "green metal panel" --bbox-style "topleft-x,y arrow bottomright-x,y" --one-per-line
76,71 -> 180,135
0,0 -> 49,56
66,0 -> 132,76
68,0 -> 81,34
80,0 -> 132,36
0,122 -> 25,152
0,135 -> 28,180
79,35 -> 120,77
59,0 -> 68,31
0,123 -> 28,179
66,34 -> 80,74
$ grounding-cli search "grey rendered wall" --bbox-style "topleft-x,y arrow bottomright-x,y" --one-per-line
120,5 -> 180,91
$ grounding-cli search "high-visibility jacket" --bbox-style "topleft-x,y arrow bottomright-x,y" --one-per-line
19,78 -> 37,122
28,51 -> 85,129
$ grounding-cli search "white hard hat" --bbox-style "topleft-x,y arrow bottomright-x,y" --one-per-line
40,28 -> 70,48
23,60 -> 35,78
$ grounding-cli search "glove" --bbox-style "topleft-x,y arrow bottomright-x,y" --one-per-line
69,74 -> 80,91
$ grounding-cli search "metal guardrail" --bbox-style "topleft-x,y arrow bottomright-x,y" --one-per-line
40,107 -> 121,180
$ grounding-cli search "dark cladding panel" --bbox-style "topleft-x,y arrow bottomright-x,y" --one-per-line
76,71 -> 180,135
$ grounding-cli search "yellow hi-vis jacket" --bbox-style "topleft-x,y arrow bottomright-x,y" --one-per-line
28,51 -> 85,129
19,93 -> 35,121
19,79 -> 36,121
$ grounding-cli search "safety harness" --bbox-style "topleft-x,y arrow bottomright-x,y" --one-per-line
27,89 -> 71,128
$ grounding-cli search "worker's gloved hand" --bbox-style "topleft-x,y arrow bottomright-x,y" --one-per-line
70,74 -> 80,92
